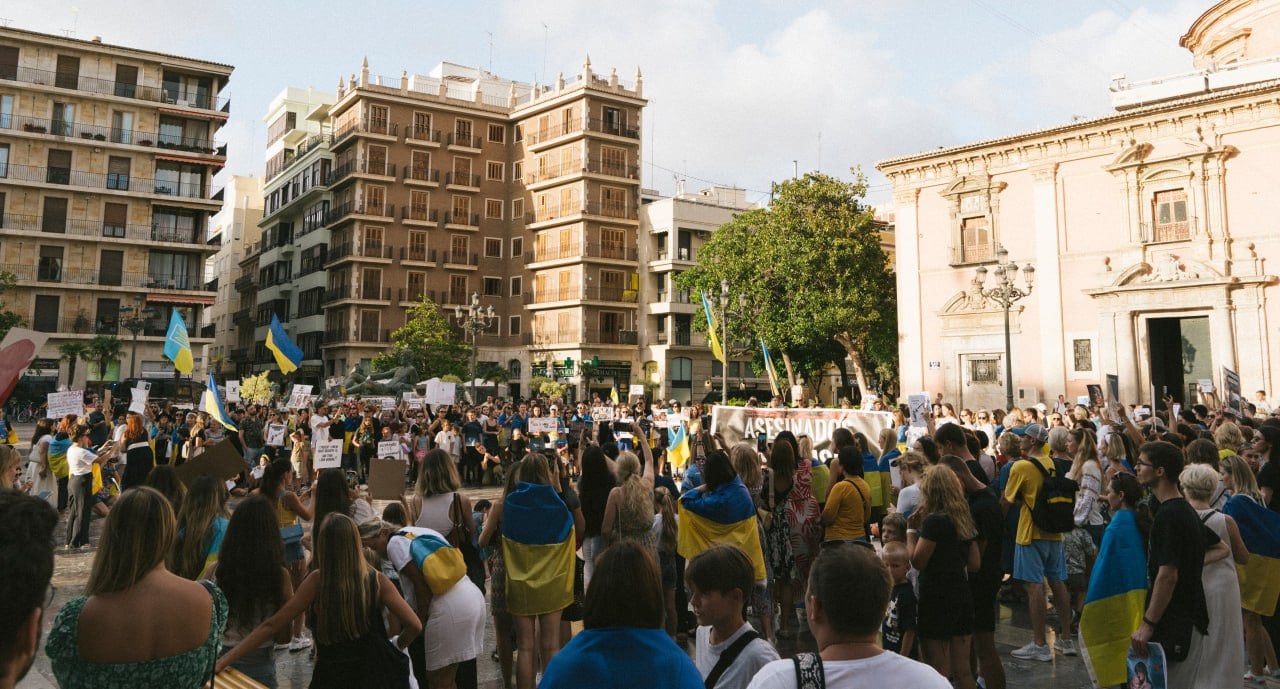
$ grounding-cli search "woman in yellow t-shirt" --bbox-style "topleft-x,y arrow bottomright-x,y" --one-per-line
821,446 -> 873,542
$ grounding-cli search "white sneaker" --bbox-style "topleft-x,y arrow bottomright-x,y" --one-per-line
289,635 -> 312,652
1011,642 -> 1052,662
1054,639 -> 1077,656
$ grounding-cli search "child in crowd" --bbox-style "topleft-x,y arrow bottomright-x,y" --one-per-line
686,545 -> 780,689
880,512 -> 908,546
473,499 -> 493,558
881,541 -> 918,659
1063,526 -> 1097,634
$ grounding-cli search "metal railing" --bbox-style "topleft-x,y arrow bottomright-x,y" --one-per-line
0,65 -> 229,111
404,166 -> 440,183
0,212 -> 207,245
445,132 -> 482,149
322,285 -> 393,303
586,116 -> 640,139
333,120 -> 398,144
444,171 -> 481,188
0,263 -> 212,291
2,113 -> 221,153
0,163 -> 208,198
406,126 -> 441,144
327,200 -> 394,224
323,327 -> 391,344
399,246 -> 435,262
443,211 -> 479,227
328,159 -> 397,185
401,206 -> 439,223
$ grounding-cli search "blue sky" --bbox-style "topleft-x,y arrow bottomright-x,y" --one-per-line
3,0 -> 1206,207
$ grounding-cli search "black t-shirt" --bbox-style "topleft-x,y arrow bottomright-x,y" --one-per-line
965,459 -> 990,486
87,411 -> 110,446
462,420 -> 483,448
1148,497 -> 1215,633
918,513 -> 968,597
1258,461 -> 1280,512
967,486 -> 1004,585
882,582 -> 918,655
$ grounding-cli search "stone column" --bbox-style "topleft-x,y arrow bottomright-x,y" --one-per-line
1032,164 -> 1066,399
894,185 -> 924,395
1113,308 -> 1141,404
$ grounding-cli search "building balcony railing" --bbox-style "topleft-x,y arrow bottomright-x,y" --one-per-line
406,126 -> 441,144
443,252 -> 479,267
528,242 -> 634,264
323,327 -> 391,345
525,285 -> 638,305
232,308 -> 252,324
333,120 -> 398,145
0,163 -> 209,199
585,242 -> 638,261
399,246 -> 436,263
33,315 -> 214,338
0,65 -> 230,111
586,116 -> 640,140
445,132 -> 483,149
233,274 -> 257,292
444,171 -> 481,188
229,348 -> 250,362
327,200 -> 393,224
404,166 -> 440,184
527,243 -> 582,263
443,211 -> 479,228
2,113 -> 222,154
584,285 -> 639,303
583,329 -> 639,345
328,159 -> 396,185
655,290 -> 693,304
528,329 -> 581,346
0,212 -> 209,246
1,263 -> 214,291
325,241 -> 393,264
323,285 -> 392,303
1141,218 -> 1196,244
584,200 -> 637,220
400,206 -> 439,224
525,118 -> 582,147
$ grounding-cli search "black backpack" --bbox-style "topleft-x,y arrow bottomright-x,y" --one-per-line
1022,457 -> 1078,533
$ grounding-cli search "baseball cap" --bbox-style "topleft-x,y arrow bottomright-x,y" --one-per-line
1011,423 -> 1049,443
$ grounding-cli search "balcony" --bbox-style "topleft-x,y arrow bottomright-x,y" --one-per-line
584,242 -> 638,262
401,206 -> 439,225
526,118 -> 583,149
232,308 -> 252,324
233,274 -> 257,292
403,166 -> 440,185
584,200 -> 637,221
0,64 -> 229,111
327,200 -> 394,225
528,329 -> 581,346
399,246 -> 436,263
2,114 -> 222,154
524,284 -> 638,305
444,171 -> 481,190
443,252 -> 479,269
1,264 -> 215,292
586,116 -> 640,140
585,157 -> 640,180
584,285 -> 639,303
405,126 -> 441,146
324,241 -> 393,265
655,290 -> 693,304
527,243 -> 582,263
582,329 -> 640,346
445,132 -> 483,151
0,212 -> 210,247
328,159 -> 396,186
1141,217 -> 1196,244
229,348 -> 250,362
0,163 -> 210,200
323,327 -> 391,345
322,285 -> 392,303
332,120 -> 398,147
443,211 -> 479,229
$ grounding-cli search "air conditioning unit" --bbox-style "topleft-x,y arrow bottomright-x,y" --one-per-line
1016,387 -> 1041,406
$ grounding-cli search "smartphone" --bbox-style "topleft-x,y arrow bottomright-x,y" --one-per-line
756,432 -> 767,453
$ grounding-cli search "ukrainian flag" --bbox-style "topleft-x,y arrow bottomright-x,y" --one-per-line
265,314 -> 303,375
678,476 -> 766,582
610,384 -> 620,406
396,529 -> 467,595
163,310 -> 194,374
862,450 -> 885,509
761,340 -> 782,397
1223,494 -> 1280,615
668,422 -> 691,469
502,482 -> 575,616
700,291 -> 726,365
1080,508 -> 1148,688
203,372 -> 238,432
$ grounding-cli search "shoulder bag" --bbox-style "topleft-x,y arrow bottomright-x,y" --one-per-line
450,493 -> 487,594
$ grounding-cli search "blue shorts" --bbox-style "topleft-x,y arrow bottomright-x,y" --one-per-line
1013,539 -> 1067,584
284,540 -> 306,564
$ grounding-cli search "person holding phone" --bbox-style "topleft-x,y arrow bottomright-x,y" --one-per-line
66,423 -> 117,549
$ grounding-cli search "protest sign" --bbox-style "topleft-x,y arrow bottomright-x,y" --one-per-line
1086,384 -> 1104,407
402,391 -> 424,409
1197,378 -> 1215,394
0,328 -> 49,408
528,417 -> 557,434
424,380 -> 456,406
907,393 -> 930,428
653,409 -> 671,428
1223,366 -> 1243,416
368,460 -> 406,500
377,440 -> 401,460
173,441 -> 245,487
129,386 -> 149,414
1106,374 -> 1120,402
225,380 -> 240,403
591,406 -> 615,421
711,405 -> 893,461
313,439 -> 343,470
628,384 -> 646,406
266,423 -> 287,447
287,385 -> 313,409
47,391 -> 84,419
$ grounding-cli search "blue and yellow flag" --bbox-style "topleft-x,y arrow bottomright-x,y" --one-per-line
1223,494 -> 1280,615
163,310 -> 193,374
668,422 -> 691,469
761,339 -> 782,398
203,372 -> 238,431
1080,509 -> 1148,688
678,477 -> 766,582
502,482 -> 575,616
395,529 -> 467,595
610,384 -> 620,406
700,291 -> 726,365
266,314 -> 303,375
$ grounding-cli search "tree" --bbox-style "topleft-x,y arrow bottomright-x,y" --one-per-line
477,363 -> 511,386
59,341 -> 89,388
372,296 -> 470,381
240,372 -> 274,404
676,171 -> 897,398
85,336 -> 125,382
0,271 -> 23,341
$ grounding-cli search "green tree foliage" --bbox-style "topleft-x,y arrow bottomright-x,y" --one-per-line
59,341 -> 89,388
477,362 -> 511,385
676,171 -> 898,397
85,335 -> 125,381
373,296 -> 470,380
0,272 -> 24,341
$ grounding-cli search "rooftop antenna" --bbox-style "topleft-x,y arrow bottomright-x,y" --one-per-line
817,131 -> 822,173
541,22 -> 549,84
60,6 -> 79,37
0,18 -> 12,27
486,31 -> 494,73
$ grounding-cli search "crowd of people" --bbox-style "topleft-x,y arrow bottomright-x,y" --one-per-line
1,388 -> 1279,689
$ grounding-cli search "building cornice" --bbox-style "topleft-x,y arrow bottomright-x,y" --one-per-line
0,26 -> 233,72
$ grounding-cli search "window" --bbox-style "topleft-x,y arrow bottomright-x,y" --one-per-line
38,246 -> 64,282
364,185 -> 385,215
512,198 -> 524,220
55,55 -> 80,90
671,357 -> 693,386
0,143 -> 9,178
111,111 -> 133,144
510,276 -> 522,297
107,157 -> 131,191
152,207 -> 200,243
32,296 -> 59,333
114,65 -> 138,98
483,276 -> 502,296
362,226 -> 384,257
46,150 -> 71,184
486,161 -> 504,181
95,298 -> 120,334
485,199 -> 503,219
453,156 -> 472,178
601,186 -> 627,217
450,235 -> 469,264
487,123 -> 505,143
0,47 -> 17,81
407,272 -> 426,301
51,102 -> 74,136
266,111 -> 296,146
42,197 -> 68,233
514,125 -> 523,142
970,358 -> 1000,383
484,237 -> 502,258
412,112 -> 432,139
602,106 -> 623,135
366,144 -> 388,175
1153,190 -> 1189,242
449,275 -> 468,304
407,230 -> 428,261
513,161 -> 523,181
601,227 -> 626,259
600,145 -> 627,176
410,150 -> 432,181
511,237 -> 523,257
454,118 -> 473,145
509,316 -> 521,336
452,195 -> 471,223
367,104 -> 389,135
960,216 -> 991,263
0,95 -> 11,130
360,268 -> 382,299
103,203 -> 128,238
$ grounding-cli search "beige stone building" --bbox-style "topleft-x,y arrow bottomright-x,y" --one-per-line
205,174 -> 262,375
0,27 -> 230,389
878,0 -> 1280,410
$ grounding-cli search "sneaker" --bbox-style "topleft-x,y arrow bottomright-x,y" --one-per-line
1011,642 -> 1052,662
1054,639 -> 1077,656
289,636 -> 312,652
1244,672 -> 1266,687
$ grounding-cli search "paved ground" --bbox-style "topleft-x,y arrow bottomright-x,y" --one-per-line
11,423 -> 1093,689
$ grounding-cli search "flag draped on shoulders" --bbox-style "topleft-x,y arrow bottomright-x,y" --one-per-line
265,314 -> 303,375
502,481 -> 575,616
203,372 -> 238,431
678,476 -> 766,582
668,423 -> 691,469
1223,494 -> 1280,615
1079,508 -> 1148,688
396,529 -> 467,595
163,310 -> 193,374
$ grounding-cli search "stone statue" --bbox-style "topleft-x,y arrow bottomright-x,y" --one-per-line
345,352 -> 418,395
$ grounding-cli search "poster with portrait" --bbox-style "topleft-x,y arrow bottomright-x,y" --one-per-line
1127,643 -> 1167,689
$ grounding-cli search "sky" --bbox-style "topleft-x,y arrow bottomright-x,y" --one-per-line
2,0 -> 1208,208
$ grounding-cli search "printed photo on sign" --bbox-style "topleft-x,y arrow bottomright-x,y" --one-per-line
527,416 -> 557,434
224,380 -> 240,403
1127,643 -> 1167,689
591,406 -> 615,421
908,393 -> 930,428
265,423 -> 287,447
287,384 -> 313,409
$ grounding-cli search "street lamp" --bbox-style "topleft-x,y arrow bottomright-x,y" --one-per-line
454,292 -> 495,404
972,246 -> 1035,410
120,302 -> 157,379
719,279 -> 729,406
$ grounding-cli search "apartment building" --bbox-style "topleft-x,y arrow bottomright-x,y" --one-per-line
205,174 -> 262,375
251,57 -> 644,397
0,27 -> 230,388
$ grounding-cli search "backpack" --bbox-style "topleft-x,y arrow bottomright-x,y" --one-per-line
395,529 -> 467,595
1022,457 -> 1078,533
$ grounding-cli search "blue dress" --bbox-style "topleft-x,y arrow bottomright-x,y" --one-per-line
540,626 -> 702,689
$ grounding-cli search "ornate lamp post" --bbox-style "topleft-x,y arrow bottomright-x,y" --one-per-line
973,246 -> 1035,410
120,303 -> 157,379
719,279 -> 729,406
454,292 -> 495,404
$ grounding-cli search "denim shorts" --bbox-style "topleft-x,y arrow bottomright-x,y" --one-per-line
1013,539 -> 1067,584
284,540 -> 306,564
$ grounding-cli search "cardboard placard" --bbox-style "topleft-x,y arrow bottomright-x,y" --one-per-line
402,392 -> 424,409
367,459 -> 407,500
224,380 -> 240,403
591,406 -> 615,421
527,416 -> 557,434
653,409 -> 670,428
173,441 -> 245,487
129,386 -> 149,414
628,384 -> 645,397
1197,378 -> 1214,394
266,423 -> 287,447
907,393 -> 929,428
424,380 -> 456,406
1223,366 -> 1243,416
377,440 -> 401,460
1106,374 -> 1120,402
313,439 -> 342,470
287,385 -> 313,409
47,390 -> 84,419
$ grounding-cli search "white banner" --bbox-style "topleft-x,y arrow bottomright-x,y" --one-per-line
129,386 -> 149,415
225,380 -> 240,403
710,405 -> 893,461
590,406 -> 615,421
287,385 -> 313,409
313,439 -> 342,470
527,416 -> 557,434
46,391 -> 84,419
424,380 -> 456,406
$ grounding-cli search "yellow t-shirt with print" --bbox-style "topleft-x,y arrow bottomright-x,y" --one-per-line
1003,454 -> 1064,545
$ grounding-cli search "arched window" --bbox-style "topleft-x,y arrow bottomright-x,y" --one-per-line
508,359 -> 521,377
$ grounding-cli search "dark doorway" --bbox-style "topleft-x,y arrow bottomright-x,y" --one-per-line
1148,316 -> 1211,406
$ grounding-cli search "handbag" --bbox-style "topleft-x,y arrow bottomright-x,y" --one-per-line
449,493 -> 487,594
280,523 -> 304,546
358,571 -> 412,689
203,667 -> 268,689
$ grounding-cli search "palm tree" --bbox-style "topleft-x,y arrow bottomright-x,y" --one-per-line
58,341 -> 89,388
84,335 -> 125,382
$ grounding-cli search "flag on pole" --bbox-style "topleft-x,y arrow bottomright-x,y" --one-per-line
761,339 -> 782,397
265,314 -> 303,375
700,291 -> 725,365
163,310 -> 193,374
203,372 -> 238,431
609,384 -> 620,406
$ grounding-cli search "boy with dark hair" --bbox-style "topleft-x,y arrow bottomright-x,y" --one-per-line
0,491 -> 58,689
686,545 -> 779,689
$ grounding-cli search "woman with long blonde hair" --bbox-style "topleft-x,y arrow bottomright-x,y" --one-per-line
601,447 -> 659,560
170,475 -> 230,580
1066,428 -> 1105,544
47,487 -> 228,688
909,465 -> 980,689
216,513 -> 420,688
